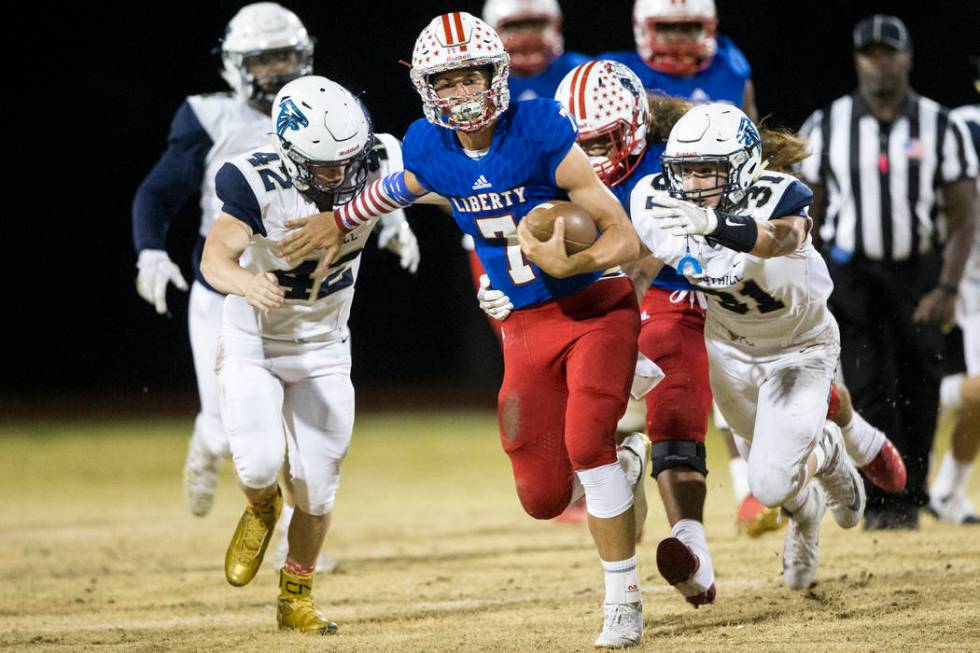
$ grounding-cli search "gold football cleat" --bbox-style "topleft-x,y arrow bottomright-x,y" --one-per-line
277,569 -> 338,635
736,494 -> 785,537
224,488 -> 283,587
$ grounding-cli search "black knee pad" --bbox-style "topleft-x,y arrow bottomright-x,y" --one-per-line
650,440 -> 708,478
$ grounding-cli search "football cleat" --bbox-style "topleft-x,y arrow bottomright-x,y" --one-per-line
593,601 -> 643,648
182,430 -> 221,517
735,494 -> 784,537
278,569 -> 338,635
617,433 -> 651,543
655,537 -> 716,608
928,493 -> 980,525
860,439 -> 907,494
225,488 -> 282,587
781,488 -> 826,590
815,422 -> 866,529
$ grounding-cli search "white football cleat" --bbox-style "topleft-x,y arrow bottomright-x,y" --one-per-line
617,433 -> 650,543
815,422 -> 866,529
593,601 -> 643,648
182,430 -> 221,517
929,492 -> 980,525
782,488 -> 826,590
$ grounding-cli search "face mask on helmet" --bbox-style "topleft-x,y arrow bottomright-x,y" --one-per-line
279,142 -> 370,208
273,77 -> 373,209
411,12 -> 512,132
220,3 -> 315,114
497,17 -> 563,76
556,60 -> 649,187
661,103 -> 761,210
240,47 -> 314,113
638,18 -> 717,75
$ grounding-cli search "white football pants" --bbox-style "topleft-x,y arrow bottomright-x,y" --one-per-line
189,282 -> 229,457
707,319 -> 840,509
216,329 -> 355,516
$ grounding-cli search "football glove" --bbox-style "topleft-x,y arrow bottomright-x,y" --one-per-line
136,249 -> 188,315
477,274 -> 513,322
647,197 -> 718,236
378,220 -> 420,274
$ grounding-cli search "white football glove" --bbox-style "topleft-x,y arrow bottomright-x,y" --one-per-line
136,249 -> 188,315
378,220 -> 421,273
477,274 -> 513,322
647,196 -> 718,236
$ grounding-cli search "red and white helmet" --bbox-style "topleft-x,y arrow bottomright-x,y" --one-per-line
555,61 -> 649,187
633,0 -> 718,76
482,0 -> 563,76
410,12 -> 511,132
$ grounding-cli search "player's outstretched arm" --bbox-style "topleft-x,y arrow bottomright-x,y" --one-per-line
519,145 -> 641,278
201,214 -> 284,314
278,170 -> 429,276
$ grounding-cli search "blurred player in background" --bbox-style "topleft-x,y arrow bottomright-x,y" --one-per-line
599,0 -> 757,121
278,12 -> 652,648
200,76 -> 418,635
132,3 -> 418,543
930,82 -> 980,525
633,103 -> 867,590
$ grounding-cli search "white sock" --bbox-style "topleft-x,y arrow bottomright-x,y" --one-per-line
940,374 -> 965,411
729,457 -> 750,505
783,483 -> 820,523
672,519 -> 714,592
932,451 -> 973,498
278,503 -> 295,537
601,555 -> 641,605
841,413 -> 886,467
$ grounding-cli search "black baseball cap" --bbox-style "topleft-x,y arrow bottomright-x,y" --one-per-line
853,15 -> 912,52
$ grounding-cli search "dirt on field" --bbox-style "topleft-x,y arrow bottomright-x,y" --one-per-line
1,413 -> 978,652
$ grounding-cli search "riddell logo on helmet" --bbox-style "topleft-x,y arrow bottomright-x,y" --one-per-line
336,143 -> 361,157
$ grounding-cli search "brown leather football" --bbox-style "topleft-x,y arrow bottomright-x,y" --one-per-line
523,201 -> 599,254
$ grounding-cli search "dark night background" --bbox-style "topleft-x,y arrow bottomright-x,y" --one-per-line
8,1 -> 978,414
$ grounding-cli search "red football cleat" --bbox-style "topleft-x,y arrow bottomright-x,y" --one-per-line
656,537 -> 716,608
554,496 -> 588,525
860,439 -> 907,493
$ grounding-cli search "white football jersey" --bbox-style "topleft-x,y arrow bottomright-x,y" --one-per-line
187,93 -> 271,238
220,133 -> 405,342
632,170 -> 834,351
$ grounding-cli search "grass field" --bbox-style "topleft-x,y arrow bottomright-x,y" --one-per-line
1,412 -> 978,652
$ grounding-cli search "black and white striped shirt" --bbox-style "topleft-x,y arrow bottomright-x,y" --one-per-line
800,91 -> 978,263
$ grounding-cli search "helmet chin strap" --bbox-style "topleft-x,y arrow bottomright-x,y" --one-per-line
300,188 -> 337,212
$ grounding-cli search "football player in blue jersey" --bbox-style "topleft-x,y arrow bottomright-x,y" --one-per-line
278,11 -> 651,648
465,0 -> 592,346
598,0 -> 757,121
483,0 -> 590,102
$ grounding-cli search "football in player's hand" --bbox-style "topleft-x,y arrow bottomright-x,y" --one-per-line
523,201 -> 598,254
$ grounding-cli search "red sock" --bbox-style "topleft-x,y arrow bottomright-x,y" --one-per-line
826,383 -> 842,420
284,558 -> 315,575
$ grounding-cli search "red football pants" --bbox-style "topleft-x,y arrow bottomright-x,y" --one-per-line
498,278 -> 640,519
638,288 -> 712,443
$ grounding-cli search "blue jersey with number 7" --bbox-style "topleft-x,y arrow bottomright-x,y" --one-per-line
402,98 -> 602,309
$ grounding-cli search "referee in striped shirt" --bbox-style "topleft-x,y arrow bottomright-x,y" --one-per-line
800,15 -> 978,529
